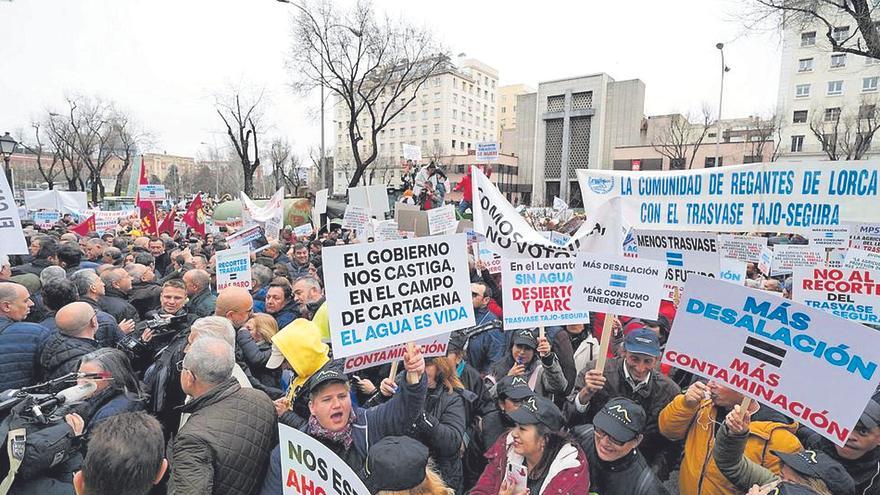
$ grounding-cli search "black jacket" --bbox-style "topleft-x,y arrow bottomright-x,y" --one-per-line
77,298 -> 122,348
129,281 -> 162,320
802,429 -> 880,495
169,378 -> 277,495
98,288 -> 140,323
574,426 -> 670,495
411,386 -> 467,493
12,258 -> 53,277
39,333 -> 99,386
186,288 -> 217,318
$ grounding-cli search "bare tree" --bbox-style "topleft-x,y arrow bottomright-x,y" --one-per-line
809,97 -> 880,160
286,0 -> 449,187
216,89 -> 264,197
744,114 -> 784,162
45,111 -> 85,192
269,138 -> 292,192
651,107 -> 713,169
17,123 -> 62,189
110,111 -> 149,196
307,145 -> 332,191
745,1 -> 880,60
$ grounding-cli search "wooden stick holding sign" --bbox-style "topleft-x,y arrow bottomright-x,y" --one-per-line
673,287 -> 682,309
539,327 -> 545,341
594,315 -> 616,374
389,360 -> 399,380
739,396 -> 753,420
406,341 -> 420,384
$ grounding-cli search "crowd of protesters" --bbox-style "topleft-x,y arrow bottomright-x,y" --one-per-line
0,206 -> 876,495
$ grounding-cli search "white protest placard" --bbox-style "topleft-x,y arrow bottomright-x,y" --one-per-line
343,334 -> 451,374
33,211 -> 61,229
758,246 -> 773,276
293,223 -> 314,237
348,184 -> 389,218
402,143 -> 422,162
342,205 -> 370,233
501,258 -> 591,329
227,224 -> 270,253
810,226 -> 851,248
850,223 -> 880,253
844,247 -> 880,272
793,267 -> 880,325
633,230 -> 719,300
663,275 -> 880,447
553,196 -> 568,211
574,254 -> 666,319
322,234 -> 475,358
720,257 -> 748,285
770,244 -> 825,276
578,161 -> 880,234
215,247 -> 252,292
475,242 -> 502,274
25,190 -> 88,213
0,171 -> 26,255
374,220 -> 404,242
427,205 -> 457,235
718,234 -> 767,264
475,142 -> 499,162
137,184 -> 166,201
315,188 -> 329,214
279,423 -> 370,495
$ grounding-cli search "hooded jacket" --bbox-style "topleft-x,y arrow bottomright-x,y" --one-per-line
466,307 -> 505,375
471,432 -> 590,495
98,287 -> 140,323
272,319 -> 331,429
487,350 -> 568,403
802,431 -> 880,495
659,394 -> 802,495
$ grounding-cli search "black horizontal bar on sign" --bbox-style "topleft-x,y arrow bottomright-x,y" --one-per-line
742,346 -> 783,368
745,336 -> 787,357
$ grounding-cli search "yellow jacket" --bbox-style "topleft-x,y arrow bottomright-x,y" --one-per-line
659,394 -> 802,495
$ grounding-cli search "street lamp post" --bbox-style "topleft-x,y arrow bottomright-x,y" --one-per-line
715,43 -> 730,168
0,132 -> 18,193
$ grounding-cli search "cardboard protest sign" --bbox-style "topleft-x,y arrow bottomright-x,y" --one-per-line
322,234 -> 475,358
844,247 -> 880,271
475,242 -> 502,274
0,172 -> 26,255
348,184 -> 389,218
24,190 -> 87,213
374,220 -> 405,242
793,267 -> 880,325
578,161 -> 880,234
394,203 -> 429,236
633,230 -> 719,300
279,423 -> 370,495
227,224 -> 270,253
215,247 -> 252,291
475,142 -> 499,162
343,334 -> 450,374
770,244 -> 825,276
720,257 -> 748,285
402,144 -> 422,162
663,275 -> 880,447
553,196 -> 568,211
718,234 -> 767,264
501,258 -> 591,329
758,246 -> 773,276
138,184 -> 166,201
850,223 -> 880,253
33,211 -> 61,229
315,188 -> 329,214
574,254 -> 666,319
342,205 -> 370,233
427,205 -> 457,235
293,223 -> 313,237
810,226 -> 851,248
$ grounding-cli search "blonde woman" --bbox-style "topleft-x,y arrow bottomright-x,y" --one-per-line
237,313 -> 279,388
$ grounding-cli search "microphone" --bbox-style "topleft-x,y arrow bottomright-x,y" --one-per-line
75,371 -> 113,381
35,382 -> 98,411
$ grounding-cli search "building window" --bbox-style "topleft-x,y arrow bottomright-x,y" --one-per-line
798,58 -> 814,72
670,158 -> 686,170
796,84 -> 811,98
705,156 -> 721,168
791,135 -> 804,152
743,155 -> 762,164
824,107 -> 841,122
801,31 -> 816,46
422,125 -> 427,135
452,124 -> 456,134
422,110 -> 428,120
452,94 -> 457,104
460,142 -> 465,150
859,104 -> 876,120
452,109 -> 458,119
434,92 -> 441,101
434,124 -> 440,133
433,77 -> 441,87
867,57 -> 880,66
827,80 -> 844,95
433,108 -> 440,117
863,77 -> 879,92
452,139 -> 456,149
793,110 -> 808,123
501,106 -> 506,113
410,111 -> 416,120
832,26 -> 850,43
830,53 -> 846,68
411,127 -> 416,136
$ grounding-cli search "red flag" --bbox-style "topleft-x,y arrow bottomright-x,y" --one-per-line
70,214 -> 96,237
137,157 -> 158,236
157,208 -> 176,235
182,194 -> 205,237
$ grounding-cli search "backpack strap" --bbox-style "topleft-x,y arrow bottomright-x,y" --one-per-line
0,427 -> 26,495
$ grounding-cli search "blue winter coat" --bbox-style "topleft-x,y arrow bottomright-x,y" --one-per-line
0,316 -> 53,392
466,307 -> 505,375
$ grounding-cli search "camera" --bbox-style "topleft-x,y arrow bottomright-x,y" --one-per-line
117,314 -> 188,355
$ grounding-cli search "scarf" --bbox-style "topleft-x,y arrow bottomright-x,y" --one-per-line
307,409 -> 357,449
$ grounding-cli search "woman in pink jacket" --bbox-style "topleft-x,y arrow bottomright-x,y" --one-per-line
471,396 -> 589,495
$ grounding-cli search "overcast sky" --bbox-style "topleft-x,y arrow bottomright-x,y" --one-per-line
0,0 -> 782,162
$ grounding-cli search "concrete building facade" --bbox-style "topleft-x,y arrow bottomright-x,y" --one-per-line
497,84 -> 534,154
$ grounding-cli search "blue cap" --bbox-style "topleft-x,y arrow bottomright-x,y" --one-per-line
624,328 -> 661,357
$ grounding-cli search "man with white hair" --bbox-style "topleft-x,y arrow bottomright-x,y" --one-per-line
39,265 -> 67,287
168,337 -> 276,494
186,317 -> 251,389
0,254 -> 12,282
70,269 -> 131,347
183,269 -> 216,317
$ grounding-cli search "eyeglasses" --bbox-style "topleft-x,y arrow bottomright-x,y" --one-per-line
594,427 -> 627,447
176,359 -> 187,373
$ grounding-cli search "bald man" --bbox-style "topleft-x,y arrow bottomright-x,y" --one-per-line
40,302 -> 100,384
214,287 -> 254,331
183,269 -> 216,317
0,282 -> 53,391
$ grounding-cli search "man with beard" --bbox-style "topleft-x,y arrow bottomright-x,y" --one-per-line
264,280 -> 299,329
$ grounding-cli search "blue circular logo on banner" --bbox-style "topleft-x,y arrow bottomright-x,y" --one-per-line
588,177 -> 615,194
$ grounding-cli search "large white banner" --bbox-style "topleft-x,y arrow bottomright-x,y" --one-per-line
322,234 -> 475,358
241,188 -> 285,238
663,275 -> 880,447
793,267 -> 880,325
574,254 -> 666,320
501,258 -> 591,329
0,173 -> 26,255
633,230 -> 719,299
24,190 -> 88,213
279,423 -> 370,495
578,161 -> 880,234
348,184 -> 389,218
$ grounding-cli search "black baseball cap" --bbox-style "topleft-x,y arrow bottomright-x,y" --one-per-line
773,483 -> 823,495
362,436 -> 429,494
307,367 -> 348,394
495,376 -> 534,401
771,450 -> 855,495
593,397 -> 647,443
512,328 -> 538,349
859,398 -> 880,430
624,328 -> 661,357
506,396 -> 564,431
